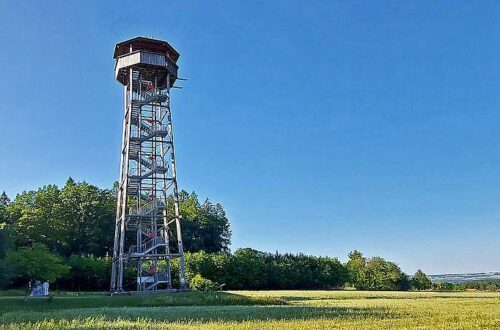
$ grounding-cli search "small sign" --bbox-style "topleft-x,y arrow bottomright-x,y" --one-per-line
137,276 -> 155,284
30,282 -> 49,296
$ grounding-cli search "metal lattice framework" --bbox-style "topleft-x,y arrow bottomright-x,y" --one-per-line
110,37 -> 186,293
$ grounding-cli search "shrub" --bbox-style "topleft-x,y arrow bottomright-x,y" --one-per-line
190,274 -> 217,291
57,255 -> 111,291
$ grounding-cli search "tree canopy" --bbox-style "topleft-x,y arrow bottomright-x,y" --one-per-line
4,180 -> 115,256
411,269 -> 432,290
0,179 -> 231,257
346,250 -> 409,290
1,243 -> 70,285
177,191 -> 231,253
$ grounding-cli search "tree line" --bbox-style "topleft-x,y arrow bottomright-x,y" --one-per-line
1,179 -> 494,292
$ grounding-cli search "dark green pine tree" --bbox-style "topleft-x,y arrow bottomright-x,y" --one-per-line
0,191 -> 10,206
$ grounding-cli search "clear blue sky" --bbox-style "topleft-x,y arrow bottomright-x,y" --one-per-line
1,1 -> 499,274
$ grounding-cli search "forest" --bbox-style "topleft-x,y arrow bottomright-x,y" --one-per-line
0,179 -> 496,292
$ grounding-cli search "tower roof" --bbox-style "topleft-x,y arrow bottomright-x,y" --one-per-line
113,37 -> 180,62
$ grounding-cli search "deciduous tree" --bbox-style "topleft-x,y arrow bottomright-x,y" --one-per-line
2,243 -> 70,287
411,269 -> 432,290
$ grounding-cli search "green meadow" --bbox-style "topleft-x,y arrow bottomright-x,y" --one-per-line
0,290 -> 498,329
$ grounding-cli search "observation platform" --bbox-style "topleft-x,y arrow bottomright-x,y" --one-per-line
114,37 -> 179,87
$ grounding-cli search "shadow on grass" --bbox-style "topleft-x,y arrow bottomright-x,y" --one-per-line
0,305 -> 397,324
279,293 -> 497,302
0,291 -> 401,325
0,292 -> 284,314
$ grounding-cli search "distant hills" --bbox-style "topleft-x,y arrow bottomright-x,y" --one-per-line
428,272 -> 500,284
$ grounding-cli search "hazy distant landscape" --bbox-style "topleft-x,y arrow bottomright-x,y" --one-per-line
429,272 -> 500,284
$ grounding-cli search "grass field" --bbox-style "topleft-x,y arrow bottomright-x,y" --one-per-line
0,290 -> 499,329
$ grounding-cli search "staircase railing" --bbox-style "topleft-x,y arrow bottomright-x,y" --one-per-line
130,236 -> 167,257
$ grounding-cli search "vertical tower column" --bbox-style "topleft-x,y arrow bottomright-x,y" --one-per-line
166,73 -> 187,289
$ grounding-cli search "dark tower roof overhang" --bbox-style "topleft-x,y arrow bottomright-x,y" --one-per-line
113,36 -> 180,62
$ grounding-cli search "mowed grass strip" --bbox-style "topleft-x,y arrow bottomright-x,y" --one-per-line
0,291 -> 499,329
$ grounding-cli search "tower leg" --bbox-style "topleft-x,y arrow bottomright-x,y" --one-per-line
111,82 -> 131,294
168,105 -> 187,289
176,216 -> 187,289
